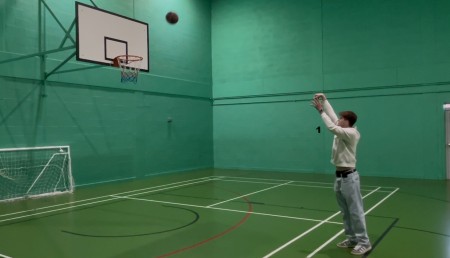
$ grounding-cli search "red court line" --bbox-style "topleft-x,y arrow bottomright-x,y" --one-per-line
157,196 -> 254,258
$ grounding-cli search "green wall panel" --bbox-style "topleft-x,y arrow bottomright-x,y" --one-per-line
322,0 -> 450,90
2,0 -> 450,183
0,0 -> 213,186
0,78 -> 213,185
212,0 -> 323,98
212,0 -> 450,179
214,100 -> 325,173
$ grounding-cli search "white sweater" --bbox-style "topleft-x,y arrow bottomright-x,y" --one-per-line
320,100 -> 360,168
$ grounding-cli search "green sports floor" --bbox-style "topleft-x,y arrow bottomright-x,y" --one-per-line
0,169 -> 448,258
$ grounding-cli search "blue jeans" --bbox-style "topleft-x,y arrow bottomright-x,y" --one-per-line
334,171 -> 371,247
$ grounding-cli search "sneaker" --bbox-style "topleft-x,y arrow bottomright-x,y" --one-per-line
351,245 -> 372,255
336,239 -> 357,248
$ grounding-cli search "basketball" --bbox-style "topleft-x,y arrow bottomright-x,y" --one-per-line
166,12 -> 179,24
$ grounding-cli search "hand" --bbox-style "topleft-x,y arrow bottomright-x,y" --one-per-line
311,98 -> 323,113
314,93 -> 327,101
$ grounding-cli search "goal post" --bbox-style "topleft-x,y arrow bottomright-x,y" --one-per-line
0,146 -> 74,201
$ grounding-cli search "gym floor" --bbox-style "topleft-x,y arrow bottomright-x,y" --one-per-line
0,169 -> 448,258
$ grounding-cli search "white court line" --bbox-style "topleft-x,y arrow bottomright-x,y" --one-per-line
306,187 -> 400,258
0,195 -> 123,224
219,175 -> 399,189
0,174 -> 396,232
0,176 -> 214,218
0,176 -> 213,219
0,253 -> 12,258
0,177 -> 214,223
207,181 -> 293,207
217,179 -> 334,189
364,188 -> 400,214
111,195 -> 206,209
218,176 -> 333,185
123,178 -> 213,198
112,195 -> 343,225
263,187 -> 381,258
215,178 -> 391,192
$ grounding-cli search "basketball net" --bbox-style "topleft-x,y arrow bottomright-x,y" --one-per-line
113,55 -> 143,84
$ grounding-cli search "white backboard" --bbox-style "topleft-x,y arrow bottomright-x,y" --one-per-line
76,2 -> 149,71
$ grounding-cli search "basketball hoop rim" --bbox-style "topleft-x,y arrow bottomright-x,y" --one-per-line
113,55 -> 143,68
114,55 -> 143,62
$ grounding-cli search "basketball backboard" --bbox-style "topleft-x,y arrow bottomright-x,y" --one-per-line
76,2 -> 149,72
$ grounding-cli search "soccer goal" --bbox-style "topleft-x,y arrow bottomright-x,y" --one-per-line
0,146 -> 74,202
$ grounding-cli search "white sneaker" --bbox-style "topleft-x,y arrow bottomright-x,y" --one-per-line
336,239 -> 357,248
351,245 -> 372,255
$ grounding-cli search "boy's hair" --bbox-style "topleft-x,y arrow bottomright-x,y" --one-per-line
339,111 -> 357,126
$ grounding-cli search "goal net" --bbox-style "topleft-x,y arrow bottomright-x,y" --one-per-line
0,146 -> 74,201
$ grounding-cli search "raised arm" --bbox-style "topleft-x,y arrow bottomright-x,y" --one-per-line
311,93 -> 357,141
314,93 -> 338,123
320,112 -> 358,141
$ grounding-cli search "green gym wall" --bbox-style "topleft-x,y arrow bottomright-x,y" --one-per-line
212,0 -> 450,179
0,0 -> 213,186
1,0 -> 449,185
